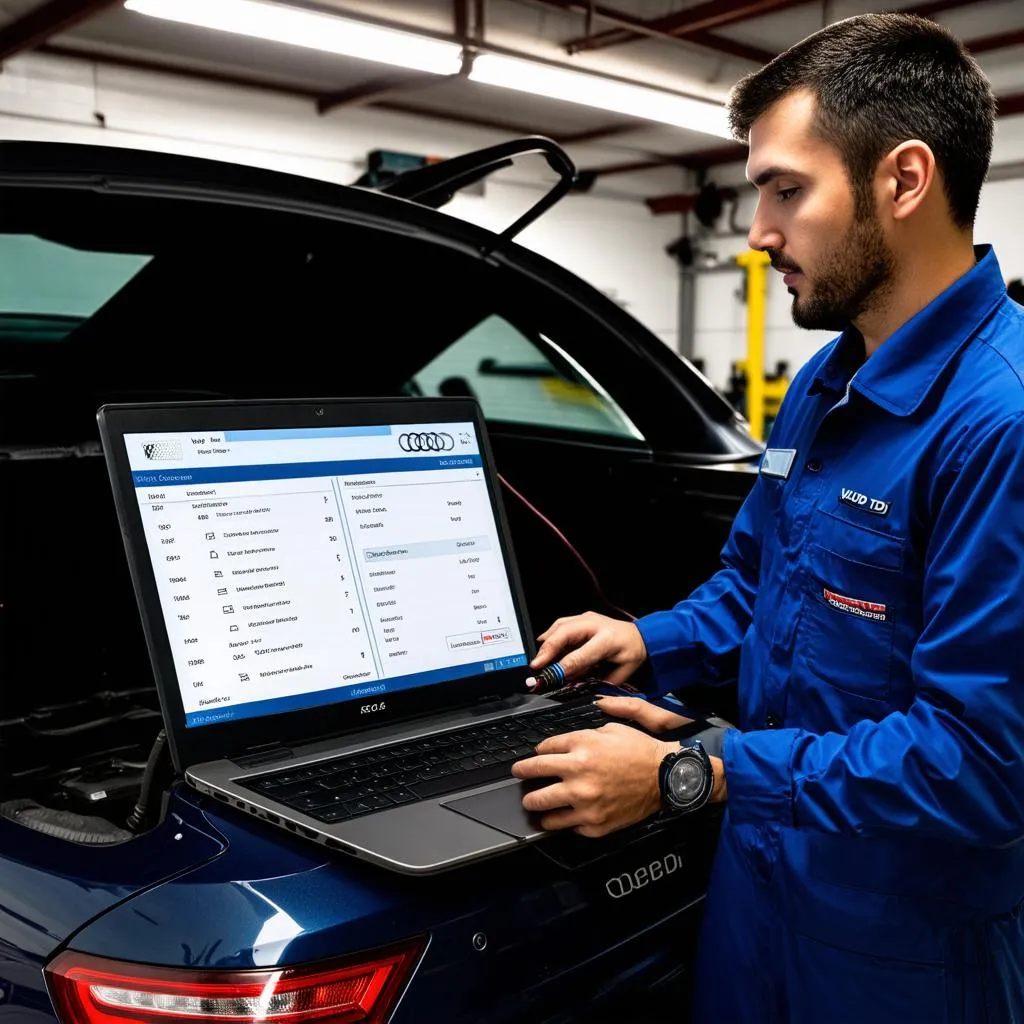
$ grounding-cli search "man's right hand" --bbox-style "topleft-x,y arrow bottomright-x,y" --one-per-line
531,611 -> 647,687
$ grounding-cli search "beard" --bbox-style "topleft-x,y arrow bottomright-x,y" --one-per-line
768,211 -> 897,332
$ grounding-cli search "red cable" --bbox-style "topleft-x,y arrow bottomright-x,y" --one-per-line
498,472 -> 635,622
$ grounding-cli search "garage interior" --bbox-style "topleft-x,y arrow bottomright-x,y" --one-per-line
3,0 -> 1024,429
2,3 -> 1024,1022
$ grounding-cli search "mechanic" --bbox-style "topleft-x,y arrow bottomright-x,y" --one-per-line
512,12 -> 1024,1023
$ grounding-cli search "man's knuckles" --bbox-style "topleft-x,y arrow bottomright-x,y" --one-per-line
512,756 -> 551,777
598,697 -> 639,715
524,789 -> 561,812
571,782 -> 599,804
562,651 -> 588,675
599,721 -> 636,735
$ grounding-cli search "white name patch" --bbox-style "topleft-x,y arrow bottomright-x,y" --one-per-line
760,449 -> 797,480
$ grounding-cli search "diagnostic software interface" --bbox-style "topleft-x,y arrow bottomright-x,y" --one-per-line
125,421 -> 528,728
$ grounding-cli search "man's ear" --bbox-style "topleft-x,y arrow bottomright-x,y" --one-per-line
883,140 -> 937,222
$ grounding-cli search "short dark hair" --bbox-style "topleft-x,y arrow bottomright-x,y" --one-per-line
728,13 -> 995,229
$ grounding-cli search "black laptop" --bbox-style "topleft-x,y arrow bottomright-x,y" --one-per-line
98,397 -> 612,873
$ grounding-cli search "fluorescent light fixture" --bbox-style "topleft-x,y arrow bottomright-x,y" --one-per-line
471,54 -> 731,140
124,0 -> 464,76
125,0 -> 730,138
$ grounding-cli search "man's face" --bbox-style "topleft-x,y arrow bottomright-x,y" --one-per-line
746,89 -> 896,332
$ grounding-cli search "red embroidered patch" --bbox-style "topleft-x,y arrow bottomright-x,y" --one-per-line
822,588 -> 888,622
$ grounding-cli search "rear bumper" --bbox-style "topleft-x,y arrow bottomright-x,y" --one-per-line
510,898 -> 702,1024
391,895 -> 704,1024
390,816 -> 719,1023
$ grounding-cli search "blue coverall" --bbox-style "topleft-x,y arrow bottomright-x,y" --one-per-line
636,246 -> 1024,1023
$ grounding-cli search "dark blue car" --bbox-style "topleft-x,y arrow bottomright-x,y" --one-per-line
0,138 -> 758,1023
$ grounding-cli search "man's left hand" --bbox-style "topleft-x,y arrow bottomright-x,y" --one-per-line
511,696 -> 726,838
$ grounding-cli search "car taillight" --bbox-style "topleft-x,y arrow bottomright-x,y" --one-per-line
45,940 -> 425,1024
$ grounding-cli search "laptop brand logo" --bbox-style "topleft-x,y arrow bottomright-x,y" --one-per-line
142,441 -> 183,461
399,432 -> 454,453
360,701 -> 387,714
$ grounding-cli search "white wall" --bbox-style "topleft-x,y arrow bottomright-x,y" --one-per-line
689,115 -> 1024,393
0,50 -> 684,350
974,113 -> 1024,282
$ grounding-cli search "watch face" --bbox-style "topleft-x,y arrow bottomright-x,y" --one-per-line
668,755 -> 706,807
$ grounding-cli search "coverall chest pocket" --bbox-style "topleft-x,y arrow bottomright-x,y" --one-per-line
800,510 -> 905,702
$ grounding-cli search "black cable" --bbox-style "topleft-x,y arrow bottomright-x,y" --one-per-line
126,728 -> 169,834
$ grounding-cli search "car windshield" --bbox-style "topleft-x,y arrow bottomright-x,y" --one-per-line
0,234 -> 152,343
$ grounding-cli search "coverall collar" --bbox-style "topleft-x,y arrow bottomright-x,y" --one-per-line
809,244 -> 1007,416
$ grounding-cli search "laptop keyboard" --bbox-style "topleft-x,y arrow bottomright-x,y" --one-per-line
240,700 -> 609,825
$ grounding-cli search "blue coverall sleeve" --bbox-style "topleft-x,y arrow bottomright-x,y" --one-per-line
634,481 -> 762,698
725,413 -> 1024,845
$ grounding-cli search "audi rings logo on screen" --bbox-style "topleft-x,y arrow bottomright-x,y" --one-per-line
399,431 -> 455,453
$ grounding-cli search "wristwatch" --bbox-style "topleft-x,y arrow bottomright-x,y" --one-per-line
658,739 -> 714,816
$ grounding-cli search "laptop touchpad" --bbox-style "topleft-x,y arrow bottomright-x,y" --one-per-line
442,780 -> 550,840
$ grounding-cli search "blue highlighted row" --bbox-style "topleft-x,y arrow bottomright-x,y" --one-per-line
185,652 -> 529,729
223,426 -> 392,442
133,454 -> 482,489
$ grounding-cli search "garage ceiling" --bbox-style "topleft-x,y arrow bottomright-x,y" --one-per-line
2,0 -> 1023,180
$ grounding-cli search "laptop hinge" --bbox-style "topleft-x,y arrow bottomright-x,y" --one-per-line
231,742 -> 295,769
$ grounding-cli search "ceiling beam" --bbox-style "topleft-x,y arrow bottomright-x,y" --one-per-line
685,29 -> 776,64
523,0 -> 774,61
580,158 -> 682,177
966,28 -> 1024,55
987,159 -> 1024,182
40,43 -> 323,98
645,193 -> 699,215
679,143 -> 750,171
561,0 -> 988,57
370,100 -> 544,138
317,73 -> 452,115
584,142 -> 748,177
555,123 -> 641,145
531,0 -> 708,44
0,0 -> 119,62
565,0 -> 815,55
454,0 -> 471,41
997,92 -> 1024,118
900,0 -> 990,17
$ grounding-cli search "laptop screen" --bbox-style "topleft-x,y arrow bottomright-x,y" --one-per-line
123,420 -> 528,729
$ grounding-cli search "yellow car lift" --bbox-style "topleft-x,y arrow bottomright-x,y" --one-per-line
735,249 -> 772,441
730,359 -> 790,440
678,246 -> 788,441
